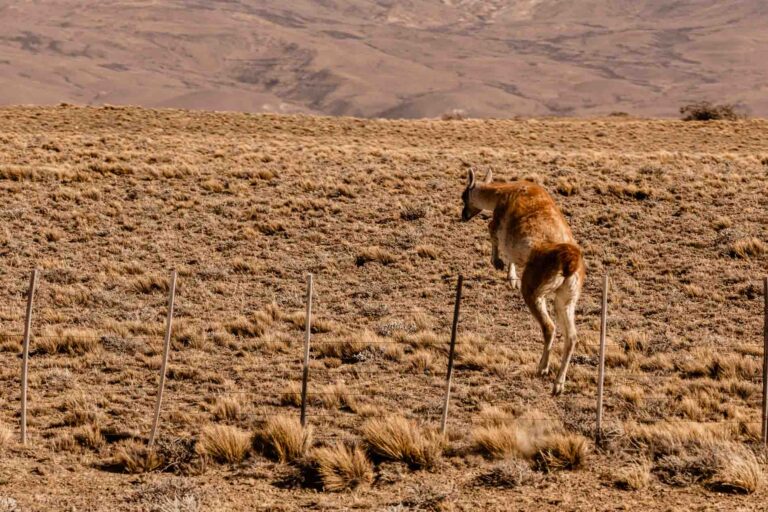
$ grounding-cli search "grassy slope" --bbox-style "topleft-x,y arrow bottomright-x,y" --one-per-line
0,106 -> 767,509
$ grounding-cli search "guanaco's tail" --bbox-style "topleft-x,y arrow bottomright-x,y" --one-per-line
522,243 -> 585,298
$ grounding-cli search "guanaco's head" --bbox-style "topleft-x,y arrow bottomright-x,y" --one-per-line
460,168 -> 492,222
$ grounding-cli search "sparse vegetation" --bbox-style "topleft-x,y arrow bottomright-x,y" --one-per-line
680,101 -> 743,121
1,106 -> 767,507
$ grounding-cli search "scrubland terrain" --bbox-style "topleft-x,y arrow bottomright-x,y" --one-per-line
0,106 -> 767,510
2,1 -> 768,117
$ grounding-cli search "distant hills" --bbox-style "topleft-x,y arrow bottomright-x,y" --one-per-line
1,1 -> 766,118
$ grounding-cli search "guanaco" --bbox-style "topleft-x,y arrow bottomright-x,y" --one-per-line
461,169 -> 586,395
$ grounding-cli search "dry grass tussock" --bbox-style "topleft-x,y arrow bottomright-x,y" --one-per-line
309,443 -> 374,491
36,328 -> 99,355
109,441 -> 164,473
614,460 -> 652,490
196,425 -> 251,464
472,411 -> 588,471
360,416 -> 442,470
253,416 -> 313,463
625,421 -> 762,494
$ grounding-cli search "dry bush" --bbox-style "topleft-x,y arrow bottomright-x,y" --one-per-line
196,425 -> 251,464
61,394 -> 100,426
360,416 -> 442,470
475,459 -> 538,489
472,413 -> 585,472
314,330 -> 380,362
709,445 -> 762,494
37,329 -> 99,355
110,441 -> 164,473
253,415 -> 313,463
400,204 -> 427,221
134,479 -> 202,512
624,421 -> 735,457
654,441 -> 761,493
225,316 -> 266,338
415,244 -> 440,259
614,460 -> 652,490
212,397 -> 243,422
279,382 -> 302,407
728,237 -> 765,259
680,101 -> 743,121
408,349 -> 433,373
73,424 -> 106,451
130,275 -> 170,294
355,247 -> 398,266
310,443 -> 374,492
0,426 -> 12,451
532,434 -> 589,472
440,109 -> 466,121
316,382 -> 357,410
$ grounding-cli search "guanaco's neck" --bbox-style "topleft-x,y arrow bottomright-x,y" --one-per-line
470,184 -> 506,211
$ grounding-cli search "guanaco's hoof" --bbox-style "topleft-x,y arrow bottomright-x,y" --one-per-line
493,258 -> 505,271
552,383 -> 565,396
508,278 -> 521,290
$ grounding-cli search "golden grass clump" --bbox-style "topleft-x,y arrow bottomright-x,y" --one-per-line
708,444 -> 762,494
212,397 -> 243,422
316,382 -> 357,410
533,433 -> 589,472
37,329 -> 99,355
360,416 -> 442,470
279,382 -> 303,407
111,441 -> 164,473
728,237 -> 766,259
253,416 -> 313,463
196,425 -> 251,464
614,460 -> 652,490
355,246 -> 398,266
310,443 -> 374,492
73,424 -> 106,451
0,426 -> 12,451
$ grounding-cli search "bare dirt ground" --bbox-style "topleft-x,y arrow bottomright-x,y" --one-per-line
2,1 -> 768,118
0,106 -> 767,510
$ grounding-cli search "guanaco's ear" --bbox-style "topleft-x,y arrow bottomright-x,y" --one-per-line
483,169 -> 493,183
467,168 -> 476,189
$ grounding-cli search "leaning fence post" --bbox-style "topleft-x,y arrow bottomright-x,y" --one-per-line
20,269 -> 39,445
762,277 -> 768,445
149,270 -> 177,447
440,274 -> 463,435
300,274 -> 313,428
595,273 -> 609,445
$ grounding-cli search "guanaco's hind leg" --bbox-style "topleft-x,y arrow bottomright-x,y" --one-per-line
552,277 -> 581,395
523,292 -> 556,377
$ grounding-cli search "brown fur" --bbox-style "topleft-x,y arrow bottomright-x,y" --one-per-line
461,170 -> 586,395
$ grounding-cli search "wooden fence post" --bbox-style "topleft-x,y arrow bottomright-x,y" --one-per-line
762,277 -> 768,445
440,274 -> 464,435
595,273 -> 609,445
300,274 -> 313,428
149,270 -> 177,447
20,269 -> 39,445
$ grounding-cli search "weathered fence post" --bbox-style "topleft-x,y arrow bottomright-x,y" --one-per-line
595,273 -> 609,445
440,274 -> 464,435
20,269 -> 39,445
762,277 -> 768,445
300,274 -> 313,428
149,270 -> 177,447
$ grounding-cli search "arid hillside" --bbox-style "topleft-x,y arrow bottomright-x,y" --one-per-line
0,106 -> 767,510
1,1 -> 768,117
